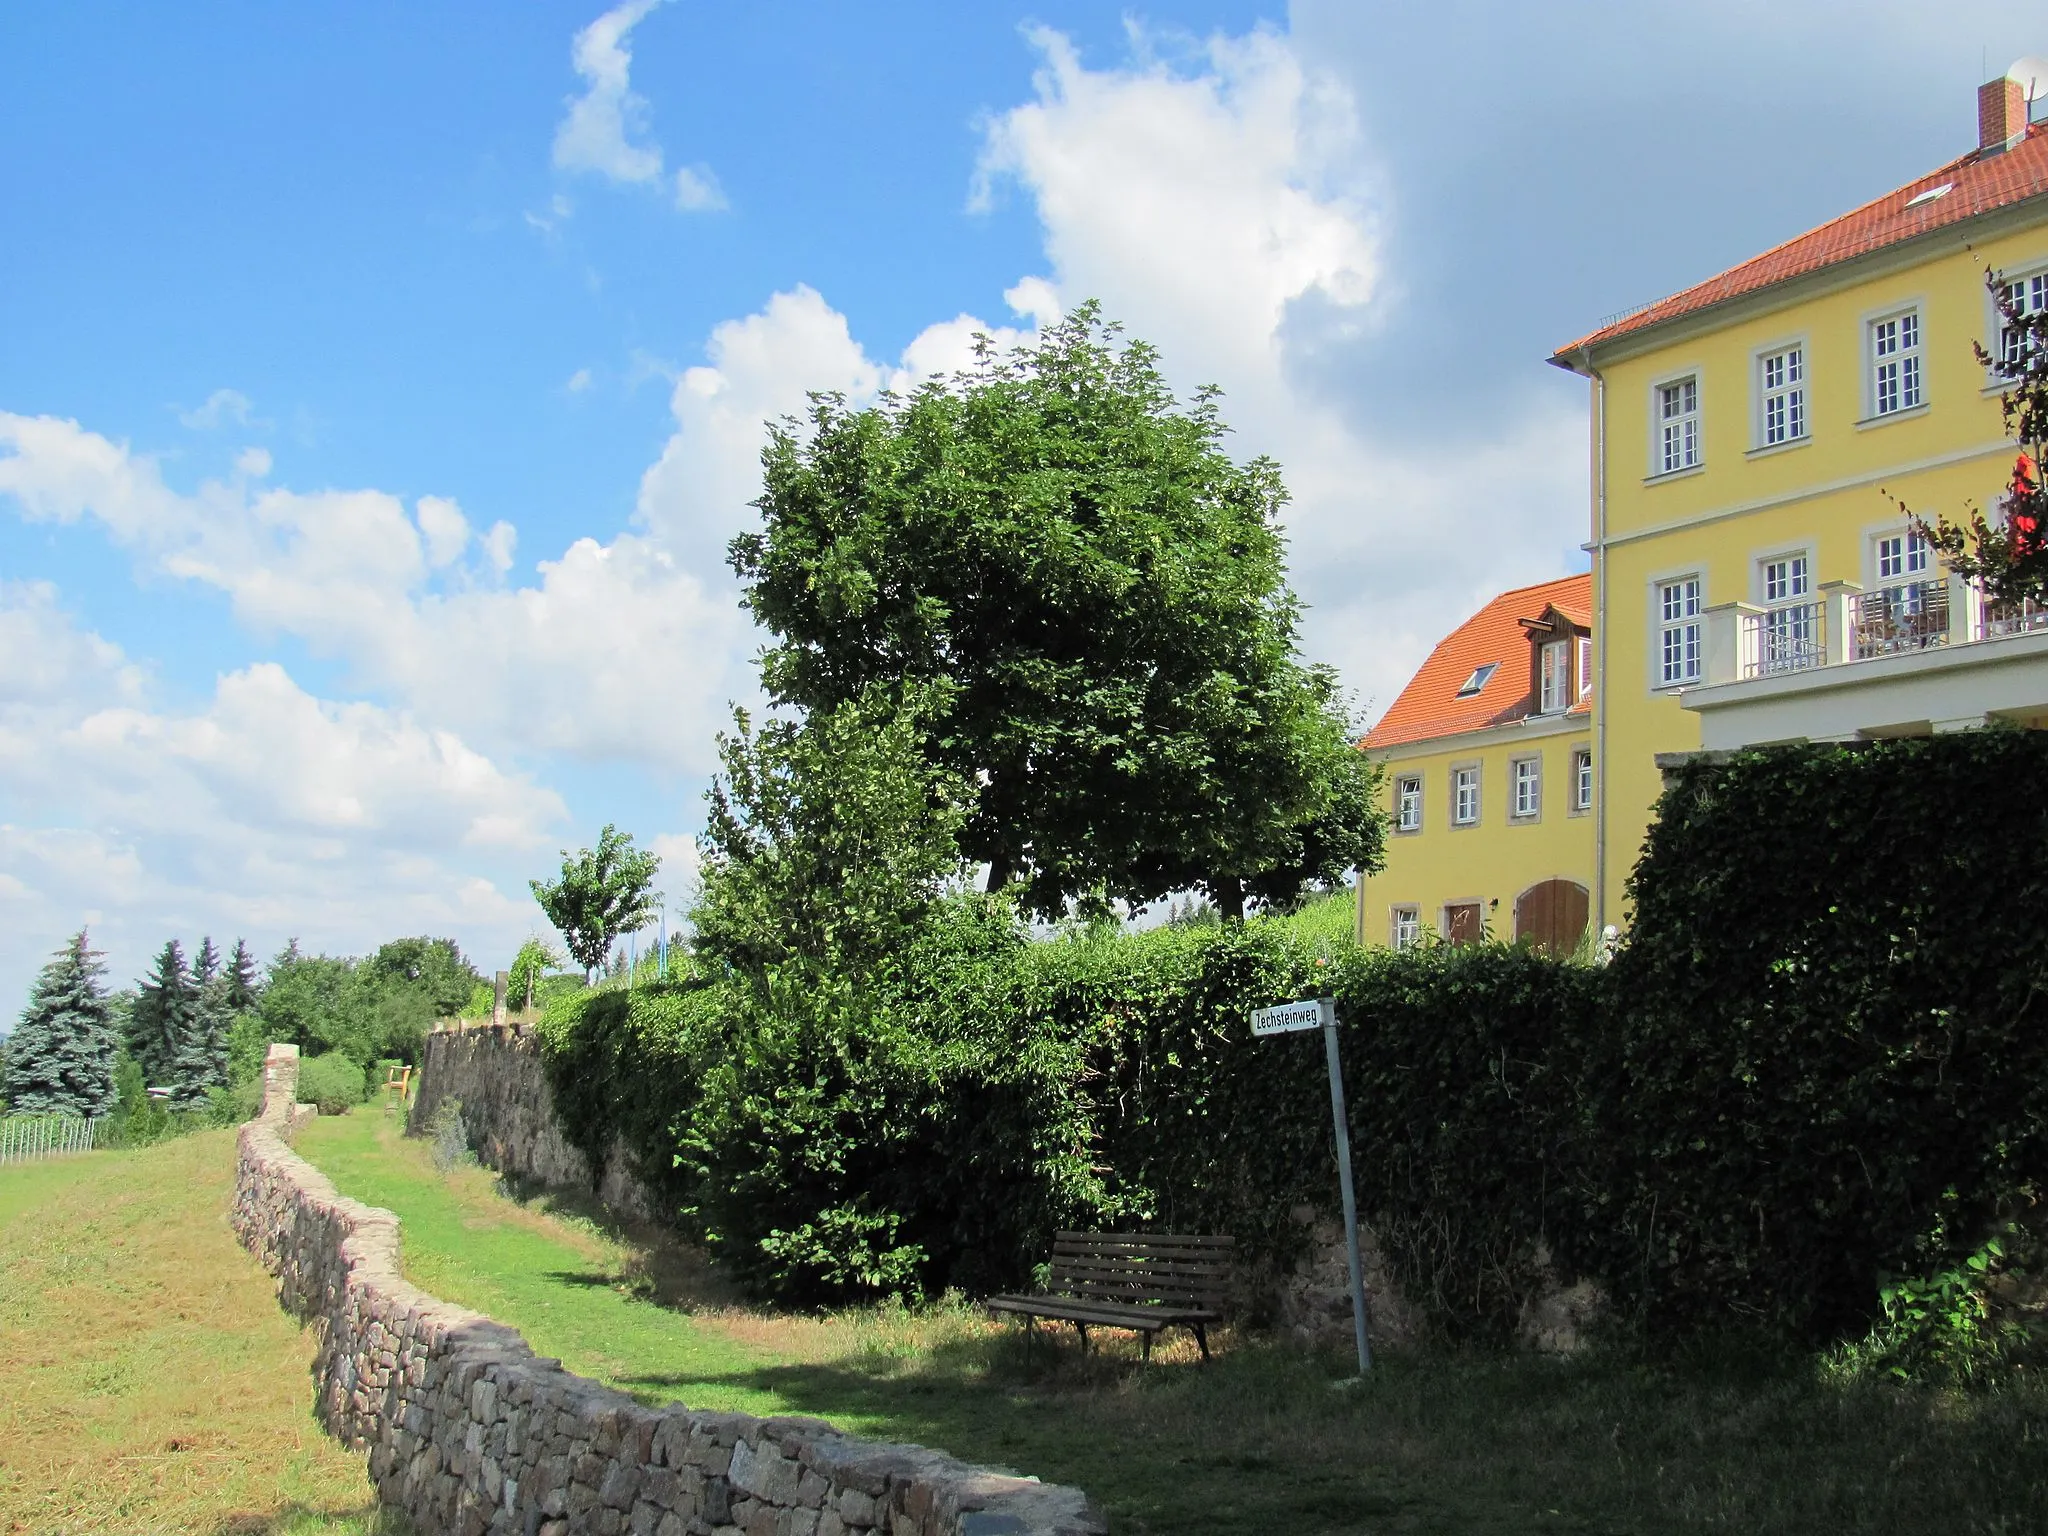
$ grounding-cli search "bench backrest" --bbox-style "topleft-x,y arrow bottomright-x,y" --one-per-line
1048,1232 -> 1234,1311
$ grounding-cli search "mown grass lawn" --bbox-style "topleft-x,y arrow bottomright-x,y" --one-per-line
298,1109 -> 2048,1535
0,1130 -> 404,1536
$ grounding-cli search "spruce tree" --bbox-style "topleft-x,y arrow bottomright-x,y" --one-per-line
131,940 -> 195,1092
225,938 -> 261,1012
185,937 -> 229,1101
5,931 -> 118,1118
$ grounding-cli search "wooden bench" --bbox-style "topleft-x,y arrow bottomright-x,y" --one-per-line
985,1232 -> 1233,1360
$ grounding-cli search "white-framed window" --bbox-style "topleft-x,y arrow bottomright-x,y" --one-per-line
1511,756 -> 1541,820
1999,271 -> 2048,370
1759,344 -> 1806,445
1656,376 -> 1701,474
1657,576 -> 1702,685
1394,774 -> 1422,833
1451,765 -> 1480,826
1573,747 -> 1594,813
1391,906 -> 1421,951
1576,635 -> 1593,701
1761,553 -> 1810,604
1871,310 -> 1923,416
1876,530 -> 1931,583
1539,640 -> 1571,713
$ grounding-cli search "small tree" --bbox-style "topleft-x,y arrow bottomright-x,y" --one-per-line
4,931 -> 118,1118
1908,269 -> 2048,603
530,825 -> 662,982
693,683 -> 975,983
509,937 -> 564,1012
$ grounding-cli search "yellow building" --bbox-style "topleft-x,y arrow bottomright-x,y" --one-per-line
1355,575 -> 1595,952
1544,71 -> 2048,933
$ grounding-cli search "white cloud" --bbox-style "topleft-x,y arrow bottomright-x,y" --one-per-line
554,0 -> 666,184
566,366 -> 594,393
0,585 -> 562,1001
550,0 -> 724,214
235,445 -> 272,478
0,412 -> 745,771
973,24 -> 1585,714
673,164 -> 727,212
178,388 -> 254,431
635,285 -> 882,554
415,494 -> 470,569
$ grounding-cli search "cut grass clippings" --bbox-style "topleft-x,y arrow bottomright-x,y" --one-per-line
0,1129 -> 405,1536
297,1109 -> 2048,1535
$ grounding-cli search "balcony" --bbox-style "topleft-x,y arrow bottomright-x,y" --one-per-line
1682,576 -> 2048,749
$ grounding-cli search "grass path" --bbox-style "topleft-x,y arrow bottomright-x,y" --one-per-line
0,1131 -> 396,1536
299,1109 -> 2048,1535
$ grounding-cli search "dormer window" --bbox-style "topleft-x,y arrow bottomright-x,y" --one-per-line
1456,662 -> 1498,697
1539,640 -> 1572,713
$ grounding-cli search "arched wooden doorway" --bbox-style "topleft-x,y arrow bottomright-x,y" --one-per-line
1514,879 -> 1589,956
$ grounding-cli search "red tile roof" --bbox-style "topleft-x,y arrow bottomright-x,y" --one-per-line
1552,125 -> 2048,362
1364,574 -> 1592,750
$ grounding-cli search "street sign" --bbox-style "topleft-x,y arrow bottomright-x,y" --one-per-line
1251,994 -> 1373,1375
1250,998 -> 1329,1036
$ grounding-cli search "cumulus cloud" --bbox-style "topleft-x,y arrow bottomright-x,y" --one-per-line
551,0 -> 724,213
973,23 -> 1586,714
0,584 -> 561,1000
0,411 -> 745,771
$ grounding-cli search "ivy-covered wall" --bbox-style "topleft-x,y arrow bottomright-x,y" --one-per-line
533,732 -> 2048,1347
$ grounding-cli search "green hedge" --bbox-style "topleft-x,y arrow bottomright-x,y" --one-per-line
534,734 -> 2048,1345
1583,732 -> 2048,1338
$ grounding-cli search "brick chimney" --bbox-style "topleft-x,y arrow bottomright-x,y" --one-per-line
1981,75 -> 2028,154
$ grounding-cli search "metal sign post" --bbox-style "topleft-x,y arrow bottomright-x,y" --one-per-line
1250,995 -> 1373,1374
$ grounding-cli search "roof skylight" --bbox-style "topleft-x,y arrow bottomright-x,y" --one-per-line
1905,183 -> 1954,208
1456,662 -> 1499,697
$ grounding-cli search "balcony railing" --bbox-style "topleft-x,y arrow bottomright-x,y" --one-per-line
1983,594 -> 2048,639
1741,601 -> 1826,678
1699,576 -> 2047,688
1851,579 -> 1949,657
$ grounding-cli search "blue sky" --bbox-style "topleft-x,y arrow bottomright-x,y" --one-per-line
2,1 -> 2041,1004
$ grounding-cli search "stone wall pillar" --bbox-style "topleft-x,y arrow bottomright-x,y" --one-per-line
260,1042 -> 300,1121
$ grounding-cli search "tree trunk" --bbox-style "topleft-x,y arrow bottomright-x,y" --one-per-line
984,855 -> 1014,894
1215,877 -> 1246,922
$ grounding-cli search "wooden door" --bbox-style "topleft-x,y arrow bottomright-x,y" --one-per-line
1514,880 -> 1590,956
1444,903 -> 1483,946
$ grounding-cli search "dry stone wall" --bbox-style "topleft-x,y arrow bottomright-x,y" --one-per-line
235,1047 -> 1104,1536
410,1024 -> 657,1220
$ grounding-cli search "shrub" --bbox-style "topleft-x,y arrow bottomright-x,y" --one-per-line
295,1051 -> 366,1115
1591,733 -> 2048,1340
532,733 -> 2048,1353
427,1097 -> 474,1172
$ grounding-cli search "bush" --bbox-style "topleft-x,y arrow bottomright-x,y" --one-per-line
1592,733 -> 2048,1340
295,1052 -> 366,1115
533,734 -> 2048,1353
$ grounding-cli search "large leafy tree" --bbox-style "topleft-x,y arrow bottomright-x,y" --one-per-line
732,303 -> 1382,920
5,931 -> 118,1117
530,825 -> 662,981
368,937 -> 481,1018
